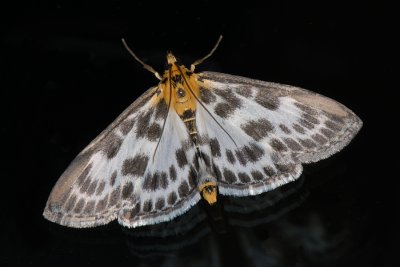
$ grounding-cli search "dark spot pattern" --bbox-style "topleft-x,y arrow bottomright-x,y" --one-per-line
77,163 -> 92,185
178,181 -> 189,197
226,149 -> 236,164
325,120 -> 342,132
284,138 -> 303,151
83,200 -> 95,214
279,124 -> 291,134
74,199 -> 85,213
215,88 -> 242,108
156,198 -> 165,210
321,127 -> 335,138
215,102 -> 235,118
122,154 -> 149,177
275,163 -> 294,173
120,119 -> 135,135
325,113 -> 345,124
143,200 -> 153,212
270,138 -> 288,152
146,123 -> 162,141
213,164 -> 222,180
238,172 -> 251,183
295,102 -> 318,115
299,138 -> 317,149
96,181 -> 105,196
110,171 -> 117,186
223,168 -> 237,183
255,91 -> 280,110
64,195 -> 77,212
95,194 -> 108,213
299,119 -> 315,130
251,170 -> 264,181
263,166 -> 276,176
303,113 -> 320,124
175,148 -> 188,169
87,180 -> 98,196
168,192 -> 177,205
155,100 -> 168,120
161,172 -> 169,189
312,133 -> 328,145
102,134 -> 123,159
122,182 -> 133,199
235,149 -> 248,166
80,177 -> 91,194
210,138 -> 221,157
109,186 -> 120,207
188,167 -> 197,189
200,87 -> 216,104
241,118 -> 274,141
293,124 -> 306,134
143,172 -> 158,191
243,143 -> 265,162
169,165 -> 177,181
136,111 -> 152,138
201,152 -> 211,167
236,86 -> 253,97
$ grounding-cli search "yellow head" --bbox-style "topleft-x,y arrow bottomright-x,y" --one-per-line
199,181 -> 218,205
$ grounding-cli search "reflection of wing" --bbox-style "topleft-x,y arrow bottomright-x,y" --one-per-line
43,87 -> 200,228
196,71 -> 362,196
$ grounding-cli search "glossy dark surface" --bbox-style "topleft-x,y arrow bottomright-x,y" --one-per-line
2,1 -> 396,266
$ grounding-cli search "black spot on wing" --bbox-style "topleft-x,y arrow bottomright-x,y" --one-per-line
284,138 -> 303,151
270,138 -> 288,152
155,198 -> 165,210
109,186 -> 120,207
169,165 -> 177,181
175,148 -> 188,169
241,119 -> 274,141
200,87 -> 216,104
120,118 -> 136,135
143,200 -> 153,212
110,171 -> 117,186
214,102 -> 235,118
238,172 -> 251,183
178,181 -> 189,197
223,168 -> 237,183
255,91 -> 280,110
102,134 -> 123,159
251,170 -> 263,181
168,191 -> 177,205
214,88 -> 242,109
210,138 -> 221,157
122,182 -> 134,199
235,86 -> 253,97
225,149 -> 236,164
155,100 -> 168,120
135,111 -> 153,138
96,181 -> 105,196
122,154 -> 149,177
146,123 -> 162,141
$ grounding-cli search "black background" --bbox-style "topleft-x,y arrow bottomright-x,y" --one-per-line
2,1 -> 398,266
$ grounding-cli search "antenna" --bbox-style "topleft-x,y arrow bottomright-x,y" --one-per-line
191,35 -> 223,72
121,38 -> 162,80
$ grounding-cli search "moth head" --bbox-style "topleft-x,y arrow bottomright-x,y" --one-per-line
199,181 -> 218,205
166,52 -> 177,65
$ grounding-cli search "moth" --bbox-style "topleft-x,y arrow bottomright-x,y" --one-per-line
43,36 -> 362,228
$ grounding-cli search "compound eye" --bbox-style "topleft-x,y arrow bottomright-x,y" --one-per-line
177,88 -> 186,98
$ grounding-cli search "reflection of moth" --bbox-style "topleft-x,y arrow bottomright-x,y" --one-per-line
43,36 -> 362,228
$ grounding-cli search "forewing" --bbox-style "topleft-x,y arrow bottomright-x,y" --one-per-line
43,87 -> 199,228
196,71 -> 362,196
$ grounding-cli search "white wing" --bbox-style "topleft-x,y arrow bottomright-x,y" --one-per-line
44,87 -> 200,228
196,71 -> 362,196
